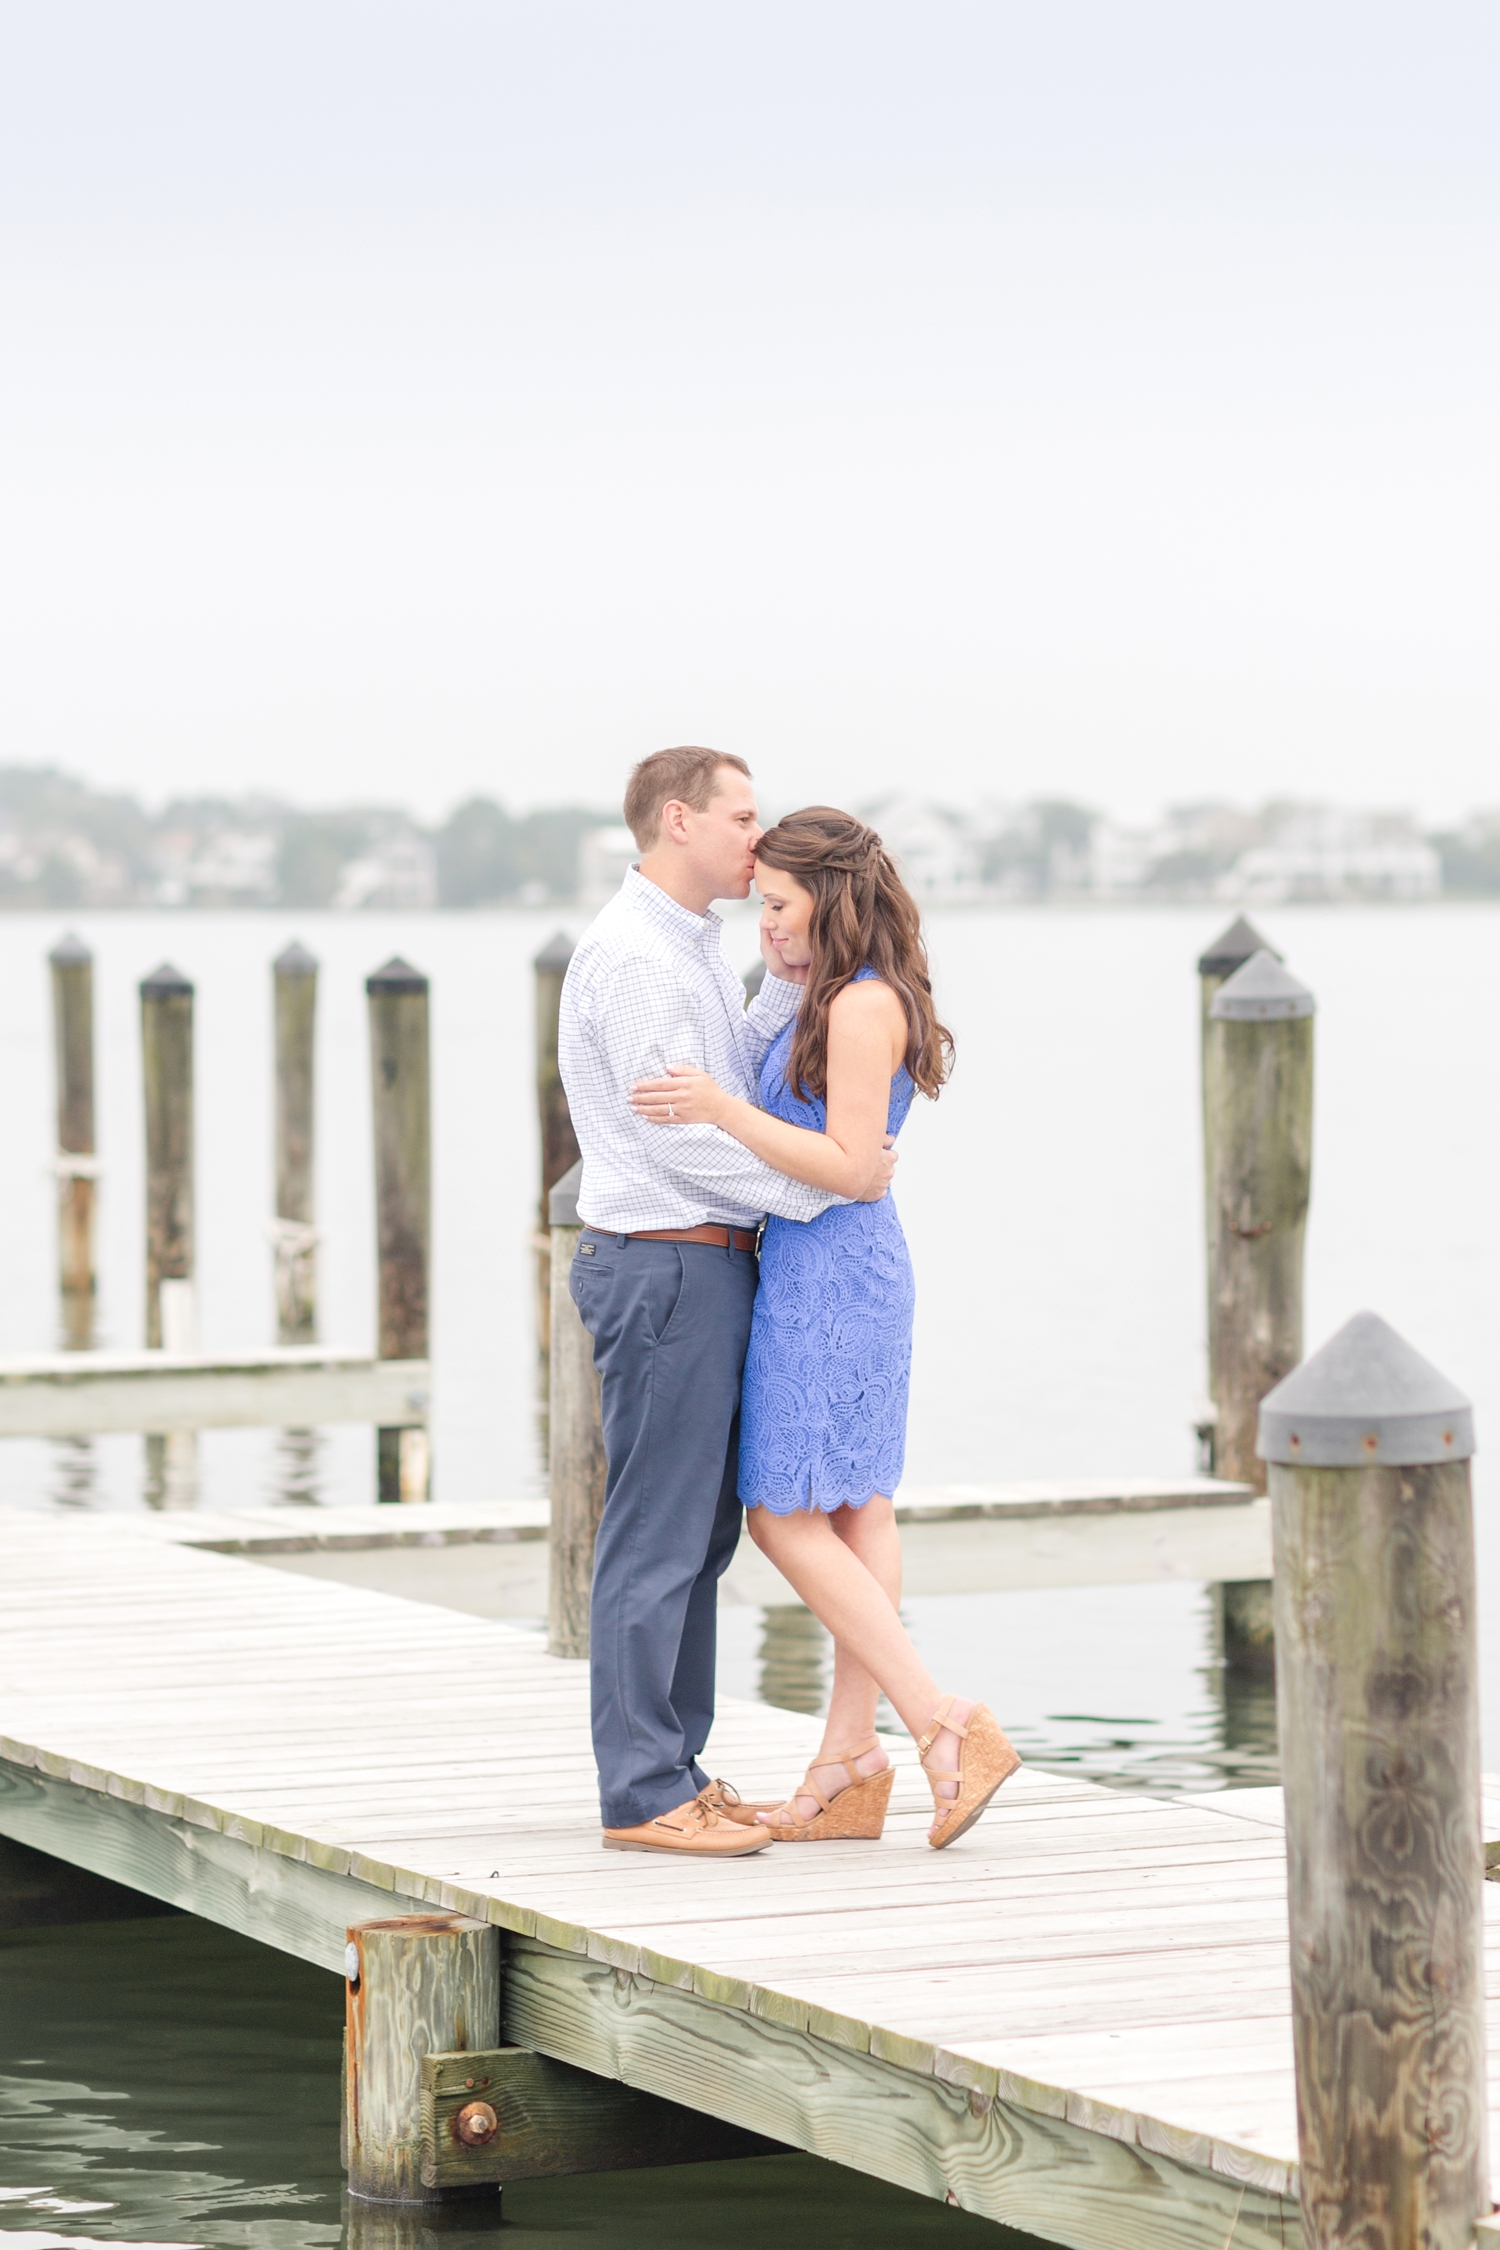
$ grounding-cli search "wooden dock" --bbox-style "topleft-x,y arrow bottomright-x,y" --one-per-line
3,1504 -> 1497,2248
80,1474 -> 1266,1618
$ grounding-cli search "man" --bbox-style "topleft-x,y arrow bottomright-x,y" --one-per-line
558,745 -> 896,1858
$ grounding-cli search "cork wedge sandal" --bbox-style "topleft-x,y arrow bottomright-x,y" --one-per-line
753,1736 -> 895,1842
918,1696 -> 1022,1849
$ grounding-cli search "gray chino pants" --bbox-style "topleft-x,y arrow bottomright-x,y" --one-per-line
568,1231 -> 757,1829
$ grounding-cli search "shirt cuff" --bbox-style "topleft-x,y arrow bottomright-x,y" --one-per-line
755,969 -> 802,1024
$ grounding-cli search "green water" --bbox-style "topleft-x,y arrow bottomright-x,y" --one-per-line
0,1878 -> 1056,2250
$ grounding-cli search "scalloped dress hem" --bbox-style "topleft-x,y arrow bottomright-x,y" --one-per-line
741,1483 -> 888,1516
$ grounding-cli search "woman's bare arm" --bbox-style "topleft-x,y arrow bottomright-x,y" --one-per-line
629,979 -> 907,1198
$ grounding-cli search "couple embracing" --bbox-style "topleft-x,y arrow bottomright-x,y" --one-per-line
557,745 -> 1019,1862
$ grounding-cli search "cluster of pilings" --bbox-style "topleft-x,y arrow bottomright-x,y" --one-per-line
46,936 -> 432,1504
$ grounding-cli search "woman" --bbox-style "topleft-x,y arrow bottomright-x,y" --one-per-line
629,807 -> 1019,1849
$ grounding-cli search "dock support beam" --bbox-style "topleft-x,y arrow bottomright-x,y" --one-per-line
344,1914 -> 500,2204
49,933 -> 97,1349
547,1158 -> 605,1659
1261,1313 -> 1487,2250
273,941 -> 319,1343
141,962 -> 197,1506
367,959 -> 431,1504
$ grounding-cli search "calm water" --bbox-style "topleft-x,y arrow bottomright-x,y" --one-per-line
1,904 -> 1498,1784
0,1898 -> 1049,2250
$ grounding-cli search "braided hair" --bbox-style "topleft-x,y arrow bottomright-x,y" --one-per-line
754,807 -> 954,1102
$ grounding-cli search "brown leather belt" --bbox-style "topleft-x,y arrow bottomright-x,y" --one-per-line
588,1223 -> 759,1252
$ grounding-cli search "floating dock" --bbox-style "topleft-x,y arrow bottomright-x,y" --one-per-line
3,1504 -> 1496,2249
68,1473 -> 1267,1616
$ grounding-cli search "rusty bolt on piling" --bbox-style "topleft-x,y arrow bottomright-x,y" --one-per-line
454,2101 -> 499,2148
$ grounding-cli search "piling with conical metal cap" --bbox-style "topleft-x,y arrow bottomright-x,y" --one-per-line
1196,917 -> 1282,1473
366,957 -> 430,1501
273,941 -> 319,1342
48,932 -> 96,1346
1203,948 -> 1314,1488
1260,1313 -> 1487,2250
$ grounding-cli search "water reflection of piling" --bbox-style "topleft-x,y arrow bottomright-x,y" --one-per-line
345,2193 -> 505,2250
757,1603 -> 829,1716
49,932 -> 97,1349
270,1425 -> 323,1507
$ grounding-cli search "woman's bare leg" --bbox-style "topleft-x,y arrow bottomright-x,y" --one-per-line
747,1499 -> 974,1838
822,1494 -> 901,1745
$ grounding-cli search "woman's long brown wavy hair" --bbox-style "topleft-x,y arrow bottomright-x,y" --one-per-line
755,806 -> 954,1103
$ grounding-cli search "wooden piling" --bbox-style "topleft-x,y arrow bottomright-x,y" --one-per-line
141,962 -> 197,1508
1203,948 -> 1313,1490
49,933 -> 96,1348
344,1913 -> 499,2204
1259,1312 -> 1487,2250
367,959 -> 431,1504
533,933 -> 579,1354
1194,916 -> 1278,1468
273,941 -> 318,1343
547,1158 -> 605,1660
141,963 -> 196,1353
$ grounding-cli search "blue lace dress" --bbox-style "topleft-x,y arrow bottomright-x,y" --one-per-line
739,971 -> 916,1512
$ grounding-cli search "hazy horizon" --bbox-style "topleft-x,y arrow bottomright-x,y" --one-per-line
3,4 -> 1497,824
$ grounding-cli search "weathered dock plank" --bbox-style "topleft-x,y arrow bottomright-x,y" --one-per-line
0,1504 -> 1492,2245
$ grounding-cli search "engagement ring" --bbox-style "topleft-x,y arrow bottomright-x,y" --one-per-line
667,1104 -> 675,1118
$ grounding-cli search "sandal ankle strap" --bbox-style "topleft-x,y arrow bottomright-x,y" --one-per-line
916,1694 -> 964,1761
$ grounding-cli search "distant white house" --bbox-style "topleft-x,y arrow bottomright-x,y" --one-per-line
1221,841 -> 1441,904
154,827 -> 278,906
579,826 -> 638,907
1217,809 -> 1439,904
864,797 -> 981,900
334,835 -> 437,911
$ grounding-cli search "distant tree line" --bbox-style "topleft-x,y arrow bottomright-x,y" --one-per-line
4,760 -> 1500,909
0,767 -> 613,910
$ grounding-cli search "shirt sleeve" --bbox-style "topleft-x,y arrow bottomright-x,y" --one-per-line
742,965 -> 802,1073
589,956 -> 839,1223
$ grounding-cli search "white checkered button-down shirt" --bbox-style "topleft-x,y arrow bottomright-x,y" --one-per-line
557,866 -> 839,1233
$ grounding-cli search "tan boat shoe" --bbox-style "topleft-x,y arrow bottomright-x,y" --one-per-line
603,1796 -> 773,1856
696,1777 -> 775,1826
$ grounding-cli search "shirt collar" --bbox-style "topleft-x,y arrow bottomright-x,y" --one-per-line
622,864 -> 722,950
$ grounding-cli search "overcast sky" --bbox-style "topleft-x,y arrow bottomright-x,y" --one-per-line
2,3 -> 1496,823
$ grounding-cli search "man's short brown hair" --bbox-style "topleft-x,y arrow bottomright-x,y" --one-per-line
623,746 -> 752,851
